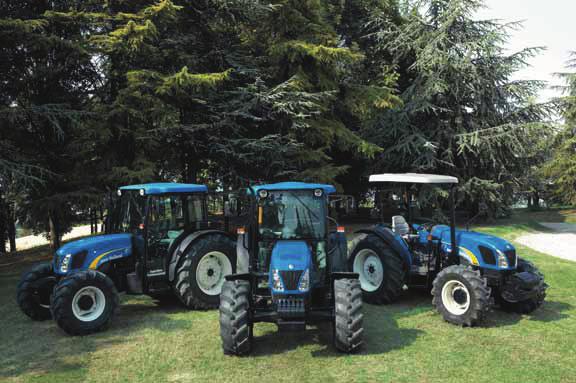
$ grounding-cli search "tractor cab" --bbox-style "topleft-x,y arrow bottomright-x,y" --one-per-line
19,182 -> 236,336
219,182 -> 363,355
349,173 -> 547,327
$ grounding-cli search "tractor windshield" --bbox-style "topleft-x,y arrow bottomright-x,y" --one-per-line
259,190 -> 326,240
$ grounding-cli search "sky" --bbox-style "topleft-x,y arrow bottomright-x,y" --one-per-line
476,0 -> 574,102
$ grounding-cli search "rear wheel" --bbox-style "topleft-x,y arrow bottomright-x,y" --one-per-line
219,280 -> 252,356
349,234 -> 406,303
51,270 -> 119,335
497,258 -> 547,314
174,234 -> 236,309
432,265 -> 490,326
17,263 -> 55,321
334,278 -> 363,353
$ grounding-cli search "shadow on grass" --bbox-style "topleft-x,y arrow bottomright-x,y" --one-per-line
484,300 -> 572,328
0,296 -> 192,380
250,289 -> 429,357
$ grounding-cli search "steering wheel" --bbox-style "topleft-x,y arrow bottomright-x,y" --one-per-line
415,218 -> 436,232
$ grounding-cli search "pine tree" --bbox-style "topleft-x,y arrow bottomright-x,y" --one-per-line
365,0 -> 554,214
542,52 -> 576,205
0,0 -> 102,249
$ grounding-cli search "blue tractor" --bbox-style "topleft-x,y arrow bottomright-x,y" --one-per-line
17,183 -> 236,335
219,182 -> 363,355
348,173 -> 548,326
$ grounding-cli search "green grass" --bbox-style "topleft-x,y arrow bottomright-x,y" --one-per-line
1,210 -> 576,383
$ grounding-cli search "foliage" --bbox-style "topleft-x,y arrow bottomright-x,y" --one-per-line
541,52 -> 576,205
363,0 -> 554,214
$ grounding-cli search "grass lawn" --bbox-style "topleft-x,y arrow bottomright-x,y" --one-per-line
1,210 -> 575,383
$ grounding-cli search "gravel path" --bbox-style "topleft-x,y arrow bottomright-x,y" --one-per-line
516,222 -> 576,262
15,225 -> 93,251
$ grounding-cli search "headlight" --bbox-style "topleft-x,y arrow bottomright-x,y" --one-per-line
497,250 -> 509,268
60,254 -> 72,272
272,269 -> 284,291
298,269 -> 310,291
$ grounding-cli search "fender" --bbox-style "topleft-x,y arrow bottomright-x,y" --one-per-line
236,234 -> 250,274
353,225 -> 412,271
167,229 -> 236,282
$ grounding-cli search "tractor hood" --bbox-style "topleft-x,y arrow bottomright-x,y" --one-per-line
432,225 -> 517,270
53,233 -> 133,275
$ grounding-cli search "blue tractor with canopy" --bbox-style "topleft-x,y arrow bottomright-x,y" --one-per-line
219,182 -> 363,355
17,183 -> 236,335
348,173 -> 548,326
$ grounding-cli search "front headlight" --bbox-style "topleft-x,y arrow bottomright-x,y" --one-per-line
60,254 -> 72,272
272,269 -> 284,291
496,250 -> 509,268
298,269 -> 310,291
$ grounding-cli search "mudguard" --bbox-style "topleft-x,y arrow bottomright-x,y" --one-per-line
328,231 -> 348,272
353,225 -> 412,270
236,233 -> 250,274
167,229 -> 236,282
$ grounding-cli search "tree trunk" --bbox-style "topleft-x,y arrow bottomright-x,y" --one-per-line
0,196 -> 6,254
532,191 -> 540,209
48,210 -> 61,251
7,203 -> 16,252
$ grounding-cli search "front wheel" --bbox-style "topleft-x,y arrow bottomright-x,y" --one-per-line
174,234 -> 236,309
219,280 -> 252,356
17,262 -> 56,321
51,270 -> 119,335
432,265 -> 490,326
334,278 -> 363,353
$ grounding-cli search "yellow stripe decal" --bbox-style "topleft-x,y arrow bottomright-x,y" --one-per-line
459,247 -> 479,266
89,248 -> 124,269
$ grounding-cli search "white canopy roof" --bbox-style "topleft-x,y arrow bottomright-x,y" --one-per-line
369,173 -> 459,184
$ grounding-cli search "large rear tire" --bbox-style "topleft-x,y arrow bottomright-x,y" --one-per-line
497,258 -> 547,314
174,234 -> 236,309
17,262 -> 55,321
349,234 -> 406,304
51,270 -> 119,335
219,280 -> 252,356
432,265 -> 490,326
334,278 -> 363,353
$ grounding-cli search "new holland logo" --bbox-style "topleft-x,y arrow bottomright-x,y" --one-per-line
288,264 -> 294,270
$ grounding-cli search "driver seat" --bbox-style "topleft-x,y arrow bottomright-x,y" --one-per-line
392,215 -> 410,236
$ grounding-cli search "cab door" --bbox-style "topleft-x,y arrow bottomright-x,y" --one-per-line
145,194 -> 205,278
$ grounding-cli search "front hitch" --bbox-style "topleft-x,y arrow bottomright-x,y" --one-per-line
500,271 -> 545,302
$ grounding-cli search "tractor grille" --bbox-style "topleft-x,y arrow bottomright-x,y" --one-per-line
505,249 -> 517,267
280,270 -> 303,290
71,251 -> 88,269
478,246 -> 496,265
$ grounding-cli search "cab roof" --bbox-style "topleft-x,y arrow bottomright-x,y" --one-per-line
119,183 -> 208,195
250,182 -> 336,194
369,173 -> 458,184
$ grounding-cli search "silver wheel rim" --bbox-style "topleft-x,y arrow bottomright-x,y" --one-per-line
353,249 -> 384,292
72,286 -> 106,322
195,251 -> 232,296
441,280 -> 470,316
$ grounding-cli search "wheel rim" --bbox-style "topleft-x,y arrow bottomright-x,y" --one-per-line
72,286 -> 106,322
441,280 -> 470,316
195,251 -> 232,296
353,249 -> 384,292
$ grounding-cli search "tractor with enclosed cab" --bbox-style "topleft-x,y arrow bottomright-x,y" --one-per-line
348,173 -> 547,326
219,182 -> 363,355
17,183 -> 236,335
